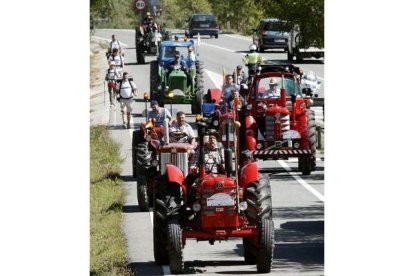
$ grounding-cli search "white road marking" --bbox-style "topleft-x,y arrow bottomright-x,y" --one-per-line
200,41 -> 245,56
223,34 -> 252,41
204,69 -> 223,88
278,160 -> 325,202
91,36 -> 129,47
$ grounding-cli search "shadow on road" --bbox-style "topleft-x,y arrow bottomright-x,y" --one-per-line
127,262 -> 163,276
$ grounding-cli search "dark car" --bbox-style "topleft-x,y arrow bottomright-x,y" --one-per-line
252,18 -> 289,52
187,13 -> 219,38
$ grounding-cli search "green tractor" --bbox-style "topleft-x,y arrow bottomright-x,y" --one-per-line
150,40 -> 204,114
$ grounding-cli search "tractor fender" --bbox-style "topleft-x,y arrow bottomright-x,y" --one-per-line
207,88 -> 222,103
165,164 -> 187,194
239,162 -> 259,188
245,115 -> 256,129
245,130 -> 256,150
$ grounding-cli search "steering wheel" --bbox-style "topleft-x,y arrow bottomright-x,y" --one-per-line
170,131 -> 189,143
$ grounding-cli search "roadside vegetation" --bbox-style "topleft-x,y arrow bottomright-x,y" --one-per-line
90,125 -> 131,276
90,0 -> 323,47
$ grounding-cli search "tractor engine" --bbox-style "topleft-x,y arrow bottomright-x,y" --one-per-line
193,175 -> 241,229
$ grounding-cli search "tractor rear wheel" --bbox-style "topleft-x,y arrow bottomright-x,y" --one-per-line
150,60 -> 159,101
131,130 -> 139,178
136,42 -> 145,64
256,219 -> 274,273
307,109 -> 317,171
245,174 -> 273,224
167,220 -> 184,274
299,156 -> 312,175
137,177 -> 149,211
153,179 -> 169,265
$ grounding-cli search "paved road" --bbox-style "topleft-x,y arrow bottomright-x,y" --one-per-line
93,29 -> 324,275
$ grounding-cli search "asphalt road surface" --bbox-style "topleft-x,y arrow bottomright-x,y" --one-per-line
93,29 -> 324,275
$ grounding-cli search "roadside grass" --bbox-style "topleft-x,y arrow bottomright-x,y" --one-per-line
90,125 -> 131,276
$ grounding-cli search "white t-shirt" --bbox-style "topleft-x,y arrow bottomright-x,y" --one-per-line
109,40 -> 121,51
119,80 -> 137,98
169,122 -> 195,143
108,54 -> 124,67
106,68 -> 119,80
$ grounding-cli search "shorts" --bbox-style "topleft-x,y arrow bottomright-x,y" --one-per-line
120,98 -> 133,113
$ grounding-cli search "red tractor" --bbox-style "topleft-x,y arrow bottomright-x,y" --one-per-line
152,106 -> 274,274
132,94 -> 195,211
238,61 -> 317,175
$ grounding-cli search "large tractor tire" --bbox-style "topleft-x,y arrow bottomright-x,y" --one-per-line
256,219 -> 274,273
287,51 -> 293,61
192,61 -> 204,114
300,109 -> 316,175
150,60 -> 159,101
136,42 -> 145,64
245,174 -> 273,224
137,176 -> 149,211
131,130 -> 139,178
153,178 -> 169,265
167,220 -> 184,274
244,175 -> 273,271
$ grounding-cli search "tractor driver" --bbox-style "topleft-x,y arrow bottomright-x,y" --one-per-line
258,78 -> 280,99
202,134 -> 224,174
169,111 -> 196,147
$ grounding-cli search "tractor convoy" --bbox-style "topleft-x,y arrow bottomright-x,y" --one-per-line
129,14 -> 320,274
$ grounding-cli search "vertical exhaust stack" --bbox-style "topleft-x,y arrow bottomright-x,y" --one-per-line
280,75 -> 287,107
163,118 -> 169,145
224,119 -> 233,177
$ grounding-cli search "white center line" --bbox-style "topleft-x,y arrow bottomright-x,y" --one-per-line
278,160 -> 325,202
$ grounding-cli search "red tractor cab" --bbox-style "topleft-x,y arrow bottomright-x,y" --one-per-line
242,61 -> 317,175
152,107 -> 274,274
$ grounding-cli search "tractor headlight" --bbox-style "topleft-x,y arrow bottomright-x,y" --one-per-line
293,142 -> 300,149
300,103 -> 305,109
213,120 -> 219,126
151,159 -> 159,167
239,201 -> 248,211
256,143 -> 263,150
192,202 -> 201,212
246,104 -> 252,110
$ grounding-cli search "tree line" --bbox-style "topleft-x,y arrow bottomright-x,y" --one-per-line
90,0 -> 323,47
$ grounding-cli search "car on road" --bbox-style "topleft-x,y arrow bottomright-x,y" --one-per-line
187,13 -> 219,38
252,18 -> 289,52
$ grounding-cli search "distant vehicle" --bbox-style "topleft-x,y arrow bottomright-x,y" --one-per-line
287,24 -> 324,61
187,13 -> 219,39
252,18 -> 289,52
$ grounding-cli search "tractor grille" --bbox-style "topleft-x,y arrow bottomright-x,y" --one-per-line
265,115 -> 276,141
160,152 -> 189,176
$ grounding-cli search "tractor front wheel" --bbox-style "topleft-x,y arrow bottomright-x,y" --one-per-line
256,219 -> 274,273
137,177 -> 149,211
167,220 -> 184,274
153,180 -> 169,265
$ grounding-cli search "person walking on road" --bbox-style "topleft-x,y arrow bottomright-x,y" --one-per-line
105,61 -> 121,106
148,100 -> 172,127
107,34 -> 122,57
117,72 -> 137,129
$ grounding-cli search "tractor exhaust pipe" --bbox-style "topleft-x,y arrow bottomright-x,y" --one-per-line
163,118 -> 169,145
